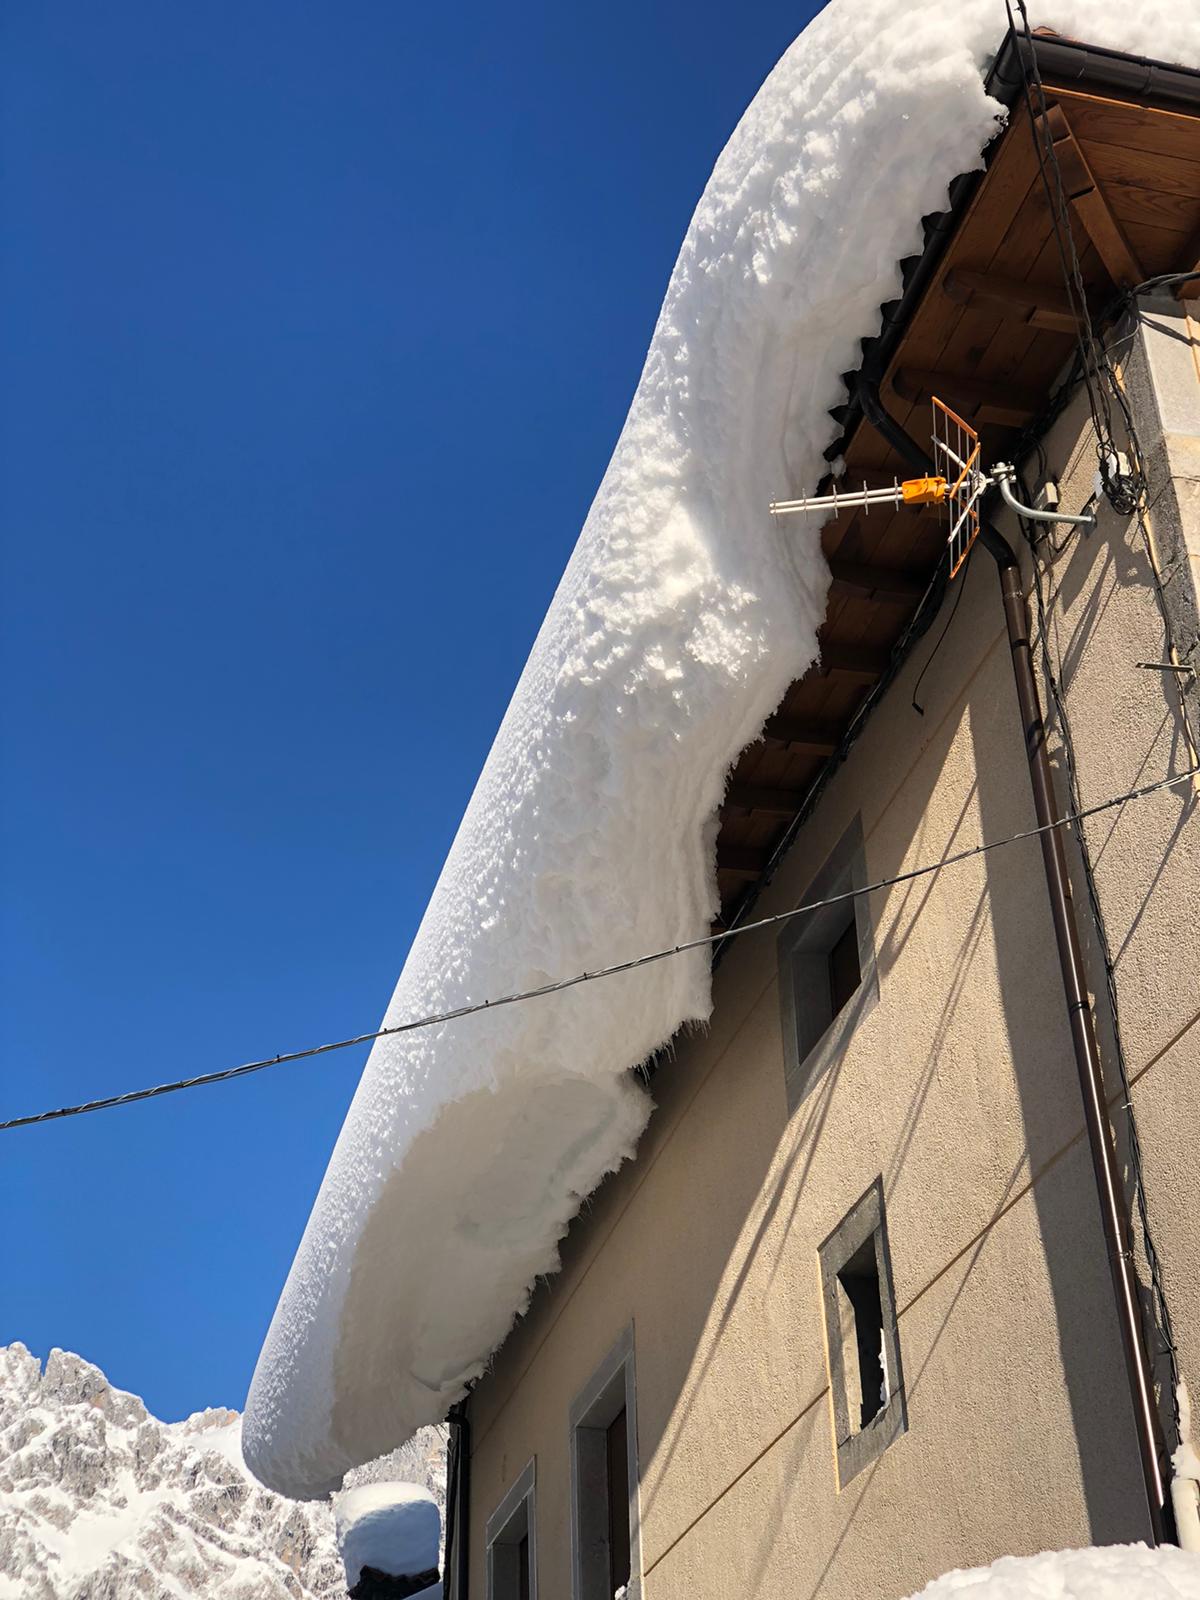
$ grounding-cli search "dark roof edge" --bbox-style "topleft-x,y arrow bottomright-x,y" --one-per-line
821,28 -> 1200,471
992,30 -> 1200,112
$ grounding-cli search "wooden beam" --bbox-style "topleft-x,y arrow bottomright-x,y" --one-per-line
1034,103 -> 1144,289
892,367 -> 1042,427
724,782 -> 808,817
760,714 -> 840,756
817,639 -> 890,681
828,558 -> 927,604
942,267 -> 1080,333
1043,86 -> 1200,167
717,844 -> 770,879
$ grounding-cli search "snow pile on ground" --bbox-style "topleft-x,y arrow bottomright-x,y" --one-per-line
333,1483 -> 440,1594
905,1544 -> 1200,1598
0,1342 -> 446,1600
243,0 -> 1200,1500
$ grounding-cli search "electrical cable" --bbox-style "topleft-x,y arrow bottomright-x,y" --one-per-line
910,543 -> 973,715
1017,472 -> 1185,1451
994,41 -> 1199,751
999,6 -> 1198,1459
1005,0 -> 1139,513
998,8 -> 1198,757
2,761 -> 1195,1134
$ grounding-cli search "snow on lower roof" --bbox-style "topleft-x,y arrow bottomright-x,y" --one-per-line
243,0 -> 1200,1501
333,1482 -> 441,1589
904,1544 -> 1200,1598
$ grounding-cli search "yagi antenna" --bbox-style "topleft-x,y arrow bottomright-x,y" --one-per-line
769,397 -> 1094,578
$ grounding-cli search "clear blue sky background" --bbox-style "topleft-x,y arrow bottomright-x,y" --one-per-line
1,0 -> 820,1423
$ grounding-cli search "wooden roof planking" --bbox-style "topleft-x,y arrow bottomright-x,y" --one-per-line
712,36 -> 1200,929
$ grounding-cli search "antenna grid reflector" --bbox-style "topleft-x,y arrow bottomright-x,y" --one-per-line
932,397 -> 984,578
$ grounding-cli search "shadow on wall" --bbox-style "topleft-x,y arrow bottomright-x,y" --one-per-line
616,605 -> 1064,1596
1029,499 -> 1196,1468
967,530 -> 1158,1545
489,542 -> 1176,1596
650,564 -> 1152,1589
634,669 -> 1041,1598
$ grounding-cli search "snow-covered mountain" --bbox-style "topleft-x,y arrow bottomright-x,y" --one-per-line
0,1343 -> 446,1600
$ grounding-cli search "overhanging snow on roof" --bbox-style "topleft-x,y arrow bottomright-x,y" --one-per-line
243,0 -> 1200,1502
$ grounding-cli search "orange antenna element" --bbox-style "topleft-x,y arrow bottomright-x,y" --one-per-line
769,473 -> 949,521
769,396 -> 1093,575
901,476 -> 950,506
931,397 -> 985,577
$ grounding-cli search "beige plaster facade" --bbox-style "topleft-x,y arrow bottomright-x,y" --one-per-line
462,303 -> 1200,1600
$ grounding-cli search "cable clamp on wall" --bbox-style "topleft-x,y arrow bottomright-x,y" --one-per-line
1135,660 -> 1197,679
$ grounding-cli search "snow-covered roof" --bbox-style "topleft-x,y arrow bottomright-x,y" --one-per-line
243,0 -> 1200,1501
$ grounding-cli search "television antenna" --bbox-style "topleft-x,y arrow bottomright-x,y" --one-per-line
770,398 -> 1095,576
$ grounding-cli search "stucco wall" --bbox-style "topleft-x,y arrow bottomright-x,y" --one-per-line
463,322 -> 1200,1600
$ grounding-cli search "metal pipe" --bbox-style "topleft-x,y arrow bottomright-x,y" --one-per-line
989,29 -> 1200,115
993,464 -> 1097,528
856,367 -> 935,475
445,1403 -> 471,1600
980,518 -> 1170,1545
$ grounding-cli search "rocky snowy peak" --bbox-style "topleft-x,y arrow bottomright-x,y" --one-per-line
0,1344 -> 446,1600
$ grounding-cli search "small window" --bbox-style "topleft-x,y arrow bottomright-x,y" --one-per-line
819,1178 -> 906,1485
836,1235 -> 887,1431
569,1329 -> 641,1600
778,816 -> 878,1112
486,1459 -> 536,1600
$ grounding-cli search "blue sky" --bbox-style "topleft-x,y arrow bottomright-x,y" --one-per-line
1,0 -> 820,1422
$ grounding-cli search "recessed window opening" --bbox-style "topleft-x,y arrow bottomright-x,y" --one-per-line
570,1329 -> 641,1600
486,1459 -> 537,1600
778,816 -> 879,1114
836,1235 -> 887,1431
606,1408 -> 631,1597
827,915 -> 862,1020
819,1178 -> 907,1486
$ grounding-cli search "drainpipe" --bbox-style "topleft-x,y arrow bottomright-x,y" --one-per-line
445,1403 -> 471,1600
980,518 -> 1169,1545
857,375 -> 1171,1544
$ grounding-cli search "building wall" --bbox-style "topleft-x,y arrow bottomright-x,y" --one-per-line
463,314 -> 1200,1600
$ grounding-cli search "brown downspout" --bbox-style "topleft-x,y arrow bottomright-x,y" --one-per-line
980,519 -> 1169,1545
857,369 -> 1171,1542
445,1403 -> 471,1600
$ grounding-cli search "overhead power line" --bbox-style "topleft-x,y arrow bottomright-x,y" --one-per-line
2,763 -> 1196,1135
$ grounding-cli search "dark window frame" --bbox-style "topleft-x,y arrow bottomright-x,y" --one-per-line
485,1457 -> 537,1600
568,1327 -> 641,1600
777,815 -> 879,1113
818,1177 -> 907,1486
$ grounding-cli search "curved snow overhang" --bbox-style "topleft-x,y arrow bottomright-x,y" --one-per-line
243,1 -> 1200,1502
